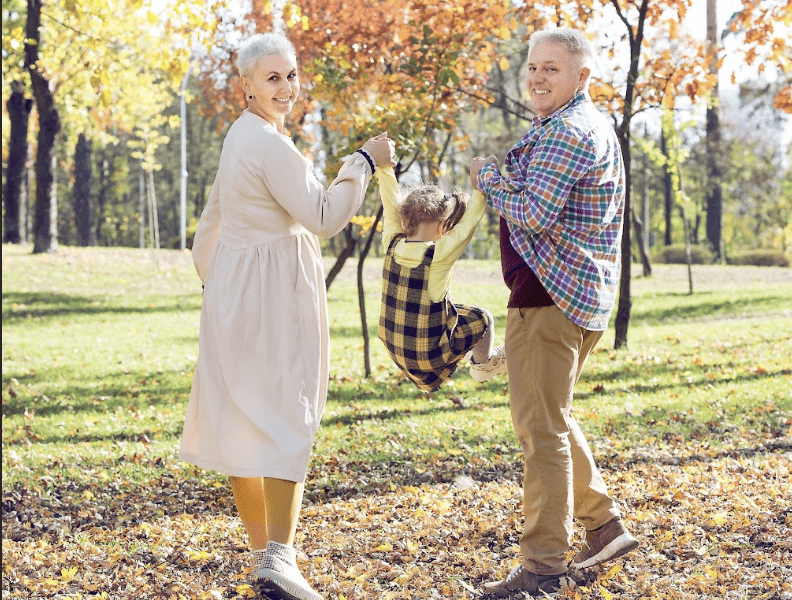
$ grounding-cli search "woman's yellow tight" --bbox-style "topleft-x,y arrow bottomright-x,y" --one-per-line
229,476 -> 305,550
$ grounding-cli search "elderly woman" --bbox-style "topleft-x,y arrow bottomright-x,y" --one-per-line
179,32 -> 394,600
471,28 -> 637,597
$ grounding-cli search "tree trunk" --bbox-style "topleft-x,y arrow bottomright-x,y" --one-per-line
325,224 -> 357,290
661,129 -> 673,246
147,169 -> 161,250
705,0 -> 723,262
73,133 -> 95,246
22,162 -> 32,242
96,148 -> 108,246
692,213 -> 701,245
683,209 -> 694,295
139,166 -> 146,249
26,0 -> 61,254
614,131 -> 633,350
636,125 -> 652,276
631,213 -> 651,277
613,0 -> 649,350
4,82 -> 33,244
357,205 -> 383,378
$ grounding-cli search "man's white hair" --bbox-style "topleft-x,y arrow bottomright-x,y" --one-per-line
529,28 -> 595,72
236,32 -> 297,77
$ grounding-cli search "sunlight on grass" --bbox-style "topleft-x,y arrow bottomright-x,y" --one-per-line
3,244 -> 791,600
2,245 -> 791,493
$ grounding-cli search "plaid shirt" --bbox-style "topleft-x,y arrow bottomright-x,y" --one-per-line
478,92 -> 625,331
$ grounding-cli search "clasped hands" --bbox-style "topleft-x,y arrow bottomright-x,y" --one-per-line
469,155 -> 498,190
362,132 -> 397,168
361,133 -> 498,189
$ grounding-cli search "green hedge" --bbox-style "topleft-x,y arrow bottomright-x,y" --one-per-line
727,250 -> 790,267
653,244 -> 715,265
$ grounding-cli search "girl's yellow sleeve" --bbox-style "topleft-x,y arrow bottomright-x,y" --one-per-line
432,190 -> 486,266
376,166 -> 403,250
426,190 -> 486,301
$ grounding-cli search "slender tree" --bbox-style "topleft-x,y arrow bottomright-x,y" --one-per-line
73,134 -> 95,246
26,0 -> 60,254
705,0 -> 723,262
661,128 -> 674,246
610,0 -> 649,350
3,81 -> 33,244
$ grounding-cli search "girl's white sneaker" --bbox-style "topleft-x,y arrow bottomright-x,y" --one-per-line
469,346 -> 508,382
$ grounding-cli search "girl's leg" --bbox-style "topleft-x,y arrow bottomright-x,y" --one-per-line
470,308 -> 495,364
230,476 -> 268,550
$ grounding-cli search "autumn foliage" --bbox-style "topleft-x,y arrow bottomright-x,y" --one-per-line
728,0 -> 792,113
197,0 -> 515,176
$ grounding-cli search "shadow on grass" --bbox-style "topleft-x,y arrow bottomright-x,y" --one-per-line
326,310 -> 508,343
2,369 -> 191,418
582,364 -> 790,398
29,427 -> 184,446
2,291 -> 200,322
322,386 -> 510,427
322,360 -> 788,430
630,290 -> 791,323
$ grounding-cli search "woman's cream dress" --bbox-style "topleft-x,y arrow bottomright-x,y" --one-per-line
179,110 -> 371,481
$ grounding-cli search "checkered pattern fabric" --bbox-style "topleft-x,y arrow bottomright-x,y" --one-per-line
379,235 -> 488,392
478,91 -> 625,331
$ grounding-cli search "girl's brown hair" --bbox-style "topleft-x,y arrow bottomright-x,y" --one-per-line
399,185 -> 469,237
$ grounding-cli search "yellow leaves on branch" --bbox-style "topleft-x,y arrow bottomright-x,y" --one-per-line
90,71 -> 113,108
350,215 -> 381,235
283,2 -> 310,31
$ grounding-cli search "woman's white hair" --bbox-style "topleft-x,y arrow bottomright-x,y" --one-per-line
529,28 -> 595,72
236,32 -> 297,77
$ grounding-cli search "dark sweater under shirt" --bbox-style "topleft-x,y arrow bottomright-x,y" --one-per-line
499,217 -> 555,309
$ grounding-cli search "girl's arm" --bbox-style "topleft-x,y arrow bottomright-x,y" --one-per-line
424,190 -> 486,302
433,189 -> 486,265
376,166 -> 403,250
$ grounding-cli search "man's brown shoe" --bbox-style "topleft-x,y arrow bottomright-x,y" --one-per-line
482,564 -> 574,597
572,518 -> 639,569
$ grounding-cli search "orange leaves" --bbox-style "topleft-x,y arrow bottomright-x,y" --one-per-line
279,0 -> 518,166
774,85 -> 792,114
3,437 -> 792,598
729,0 -> 792,77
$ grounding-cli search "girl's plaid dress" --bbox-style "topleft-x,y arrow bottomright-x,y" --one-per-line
379,234 -> 489,392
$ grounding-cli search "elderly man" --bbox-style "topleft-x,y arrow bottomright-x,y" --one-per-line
471,28 -> 638,597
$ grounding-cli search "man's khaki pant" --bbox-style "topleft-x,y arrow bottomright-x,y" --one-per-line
506,305 -> 621,575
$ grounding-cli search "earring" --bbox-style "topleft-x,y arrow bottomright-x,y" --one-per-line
248,94 -> 253,99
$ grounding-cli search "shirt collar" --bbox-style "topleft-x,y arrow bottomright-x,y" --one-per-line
532,90 -> 588,126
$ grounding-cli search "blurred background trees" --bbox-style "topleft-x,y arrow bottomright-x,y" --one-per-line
3,0 -> 790,259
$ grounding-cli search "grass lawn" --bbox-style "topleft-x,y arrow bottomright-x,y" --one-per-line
2,244 -> 790,599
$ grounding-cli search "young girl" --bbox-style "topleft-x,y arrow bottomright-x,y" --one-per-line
377,165 -> 507,392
